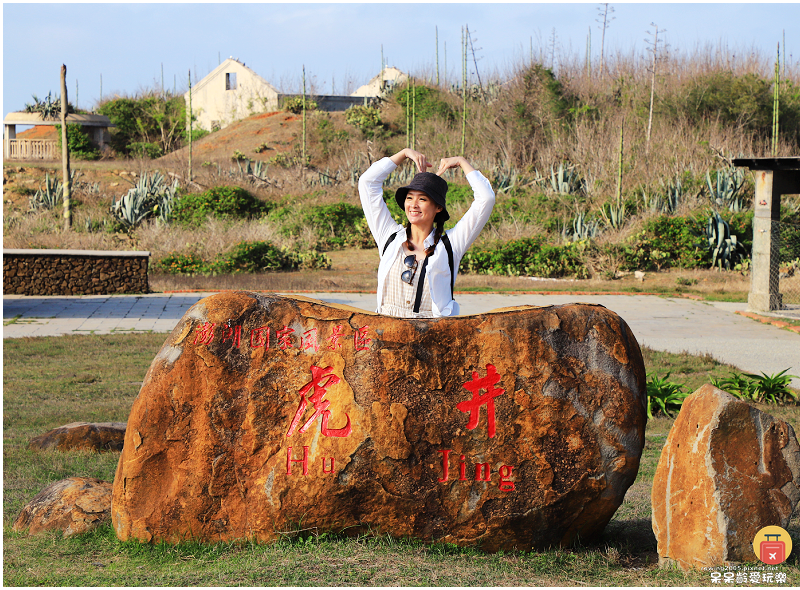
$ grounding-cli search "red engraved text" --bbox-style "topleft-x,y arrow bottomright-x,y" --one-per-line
302,328 -> 319,353
221,325 -> 241,347
327,325 -> 344,350
354,325 -> 371,351
192,322 -> 216,345
276,326 -> 295,350
457,364 -> 505,438
249,326 -> 270,348
286,365 -> 352,438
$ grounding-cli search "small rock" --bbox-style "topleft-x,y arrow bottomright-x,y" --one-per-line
29,422 -> 126,453
652,384 -> 800,570
634,271 -> 646,282
13,477 -> 112,537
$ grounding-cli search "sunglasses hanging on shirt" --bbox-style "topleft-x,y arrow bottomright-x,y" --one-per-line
401,255 -> 418,285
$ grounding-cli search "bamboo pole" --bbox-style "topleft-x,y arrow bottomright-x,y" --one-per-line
461,26 -> 467,156
436,26 -> 439,87
412,78 -> 416,150
773,43 -> 780,157
617,118 -> 624,208
60,64 -> 71,230
302,65 -> 307,170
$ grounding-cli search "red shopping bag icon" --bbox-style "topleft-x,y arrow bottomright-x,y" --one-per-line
760,534 -> 786,565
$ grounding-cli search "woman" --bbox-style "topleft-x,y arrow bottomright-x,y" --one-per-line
358,148 -> 495,317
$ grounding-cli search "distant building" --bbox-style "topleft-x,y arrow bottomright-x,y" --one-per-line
187,58 -> 379,131
3,112 -> 112,160
185,58 -> 280,132
351,67 -> 408,98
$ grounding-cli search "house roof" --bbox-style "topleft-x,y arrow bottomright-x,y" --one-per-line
185,58 -> 278,96
351,67 -> 408,97
3,112 -> 112,127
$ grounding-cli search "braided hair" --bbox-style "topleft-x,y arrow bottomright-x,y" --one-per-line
405,216 -> 445,257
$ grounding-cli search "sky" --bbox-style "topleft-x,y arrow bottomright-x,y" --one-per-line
2,1 -> 799,121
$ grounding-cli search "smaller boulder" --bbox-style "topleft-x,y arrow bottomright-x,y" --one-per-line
29,422 -> 126,452
13,477 -> 112,537
652,384 -> 800,570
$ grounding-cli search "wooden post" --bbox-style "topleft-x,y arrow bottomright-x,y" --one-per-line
60,64 -> 72,230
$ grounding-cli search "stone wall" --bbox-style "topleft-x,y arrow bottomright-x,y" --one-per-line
3,249 -> 149,296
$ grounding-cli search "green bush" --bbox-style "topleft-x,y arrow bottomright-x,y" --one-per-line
269,201 -> 370,249
283,97 -> 318,114
620,216 -> 707,271
345,105 -> 384,138
171,186 -> 271,225
153,241 -> 331,275
395,85 -> 455,123
463,237 -> 589,278
127,142 -> 163,159
98,94 -> 187,156
212,241 -> 294,273
646,373 -> 690,418
54,123 -> 100,160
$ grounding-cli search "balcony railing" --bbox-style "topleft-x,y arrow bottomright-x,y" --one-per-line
6,139 -> 58,160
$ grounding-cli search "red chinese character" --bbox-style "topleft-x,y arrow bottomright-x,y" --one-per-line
192,322 -> 216,345
354,325 -> 371,351
276,326 -> 295,350
457,364 -> 505,438
302,328 -> 319,353
286,365 -> 352,438
221,325 -> 241,347
327,325 -> 344,350
249,326 -> 270,348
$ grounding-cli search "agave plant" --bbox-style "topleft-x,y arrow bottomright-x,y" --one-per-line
111,171 -> 179,229
707,167 -> 746,213
28,172 -> 63,211
600,201 -> 628,230
562,211 -> 600,242
706,211 -> 747,270
549,162 -> 584,196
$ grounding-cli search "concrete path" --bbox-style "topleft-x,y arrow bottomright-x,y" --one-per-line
4,292 -> 799,387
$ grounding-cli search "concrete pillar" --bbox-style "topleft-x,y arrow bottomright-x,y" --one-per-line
4,124 -> 16,159
748,170 -> 782,311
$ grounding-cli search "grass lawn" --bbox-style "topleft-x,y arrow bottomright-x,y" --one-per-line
3,334 -> 799,586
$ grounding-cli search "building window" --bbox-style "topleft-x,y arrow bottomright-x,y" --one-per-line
226,73 -> 237,90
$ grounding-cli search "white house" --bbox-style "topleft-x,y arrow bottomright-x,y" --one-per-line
351,67 -> 408,98
186,58 -> 279,131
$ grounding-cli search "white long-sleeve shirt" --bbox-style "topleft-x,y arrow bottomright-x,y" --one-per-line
358,157 -> 496,317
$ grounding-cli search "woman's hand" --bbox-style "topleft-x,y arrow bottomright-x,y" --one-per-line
436,156 -> 476,176
390,148 -> 431,173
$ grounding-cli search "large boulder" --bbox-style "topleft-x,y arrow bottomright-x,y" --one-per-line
29,422 -> 126,452
652,384 -> 800,570
112,292 -> 647,551
13,477 -> 112,537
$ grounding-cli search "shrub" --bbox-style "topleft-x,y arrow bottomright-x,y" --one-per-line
54,123 -> 100,160
395,84 -> 455,123
712,370 -> 799,405
269,201 -> 370,249
621,216 -> 707,271
153,241 -> 331,275
212,241 -> 294,273
462,237 -> 589,278
283,97 -> 318,114
345,105 -> 384,138
171,186 -> 271,226
127,141 -> 163,159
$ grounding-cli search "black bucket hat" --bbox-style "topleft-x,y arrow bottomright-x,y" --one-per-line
395,172 -> 450,223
